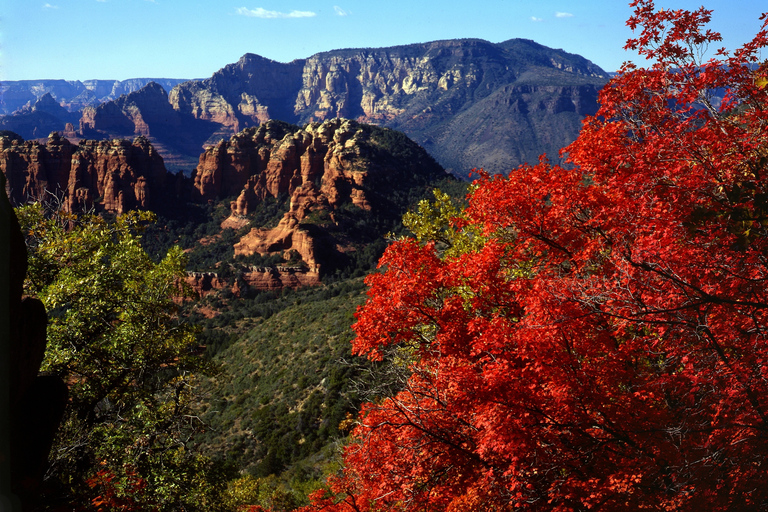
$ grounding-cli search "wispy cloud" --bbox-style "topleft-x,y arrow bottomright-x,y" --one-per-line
236,7 -> 316,18
555,12 -> 574,18
43,2 -> 58,8
334,6 -> 349,16
530,16 -> 543,22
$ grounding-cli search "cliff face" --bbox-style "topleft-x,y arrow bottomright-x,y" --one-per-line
78,82 -> 221,171
193,118 -> 446,272
1,132 -> 170,214
0,78 -> 191,115
1,39 -> 608,176
185,267 -> 321,298
166,38 -> 609,176
80,82 -> 182,137
169,54 -> 305,136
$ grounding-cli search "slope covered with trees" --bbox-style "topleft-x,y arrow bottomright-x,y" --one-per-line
306,2 -> 768,510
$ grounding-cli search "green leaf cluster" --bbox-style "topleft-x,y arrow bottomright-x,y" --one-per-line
17,203 -> 221,509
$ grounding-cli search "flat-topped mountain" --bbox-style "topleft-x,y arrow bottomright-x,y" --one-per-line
167,38 -> 608,175
2,38 -> 608,177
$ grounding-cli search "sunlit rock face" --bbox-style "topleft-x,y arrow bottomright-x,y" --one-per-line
0,132 -> 168,214
168,38 -> 608,176
193,117 -> 446,272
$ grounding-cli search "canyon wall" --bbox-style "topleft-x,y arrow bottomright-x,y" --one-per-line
1,132 -> 171,214
192,117 -> 446,272
167,38 -> 608,175
1,38 -> 606,176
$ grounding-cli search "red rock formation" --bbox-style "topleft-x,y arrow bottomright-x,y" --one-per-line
241,266 -> 321,291
184,272 -> 229,297
192,117 -> 448,273
1,132 -> 169,214
185,267 -> 320,297
192,119 -> 382,269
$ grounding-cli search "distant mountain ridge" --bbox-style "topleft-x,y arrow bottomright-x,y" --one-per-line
0,78 -> 192,114
1,38 -> 610,176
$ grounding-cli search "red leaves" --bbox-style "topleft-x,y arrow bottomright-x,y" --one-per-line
306,3 -> 768,511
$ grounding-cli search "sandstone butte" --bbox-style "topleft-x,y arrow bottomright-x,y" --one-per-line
1,118 -> 448,295
194,118 -> 402,274
1,132 -> 168,214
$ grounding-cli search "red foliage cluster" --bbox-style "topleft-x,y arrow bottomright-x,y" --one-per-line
86,465 -> 151,511
304,1 -> 768,510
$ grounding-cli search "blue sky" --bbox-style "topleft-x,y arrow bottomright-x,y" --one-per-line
1,0 -> 765,81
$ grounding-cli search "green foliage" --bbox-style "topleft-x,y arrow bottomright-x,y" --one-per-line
17,202 -> 221,510
194,278 -> 379,500
401,187 -> 485,258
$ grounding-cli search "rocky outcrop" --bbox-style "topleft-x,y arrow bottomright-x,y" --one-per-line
80,82 -> 182,138
185,267 -> 321,297
241,266 -> 321,291
169,54 -> 305,135
192,118 -> 446,271
78,82 -> 223,172
185,272 -> 229,297
1,132 -> 172,214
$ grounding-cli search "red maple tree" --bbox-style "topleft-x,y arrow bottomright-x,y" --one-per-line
304,1 -> 768,510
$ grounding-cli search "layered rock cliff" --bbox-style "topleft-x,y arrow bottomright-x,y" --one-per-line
0,78 -> 191,116
166,38 -> 609,176
1,132 -> 172,214
185,267 -> 321,298
169,54 -> 304,135
79,82 -> 222,171
192,118 -> 447,272
1,39 -> 609,176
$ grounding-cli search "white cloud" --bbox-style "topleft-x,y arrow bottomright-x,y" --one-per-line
334,6 -> 349,16
530,16 -> 543,22
43,2 -> 58,8
236,7 -> 316,18
555,12 -> 574,18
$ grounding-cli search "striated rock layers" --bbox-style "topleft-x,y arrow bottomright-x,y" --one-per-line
79,82 -> 222,171
80,82 -> 181,137
185,267 -> 321,297
169,53 -> 304,135
1,132 -> 172,214
192,118 -> 447,272
167,38 -> 609,176
1,39 -> 610,176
